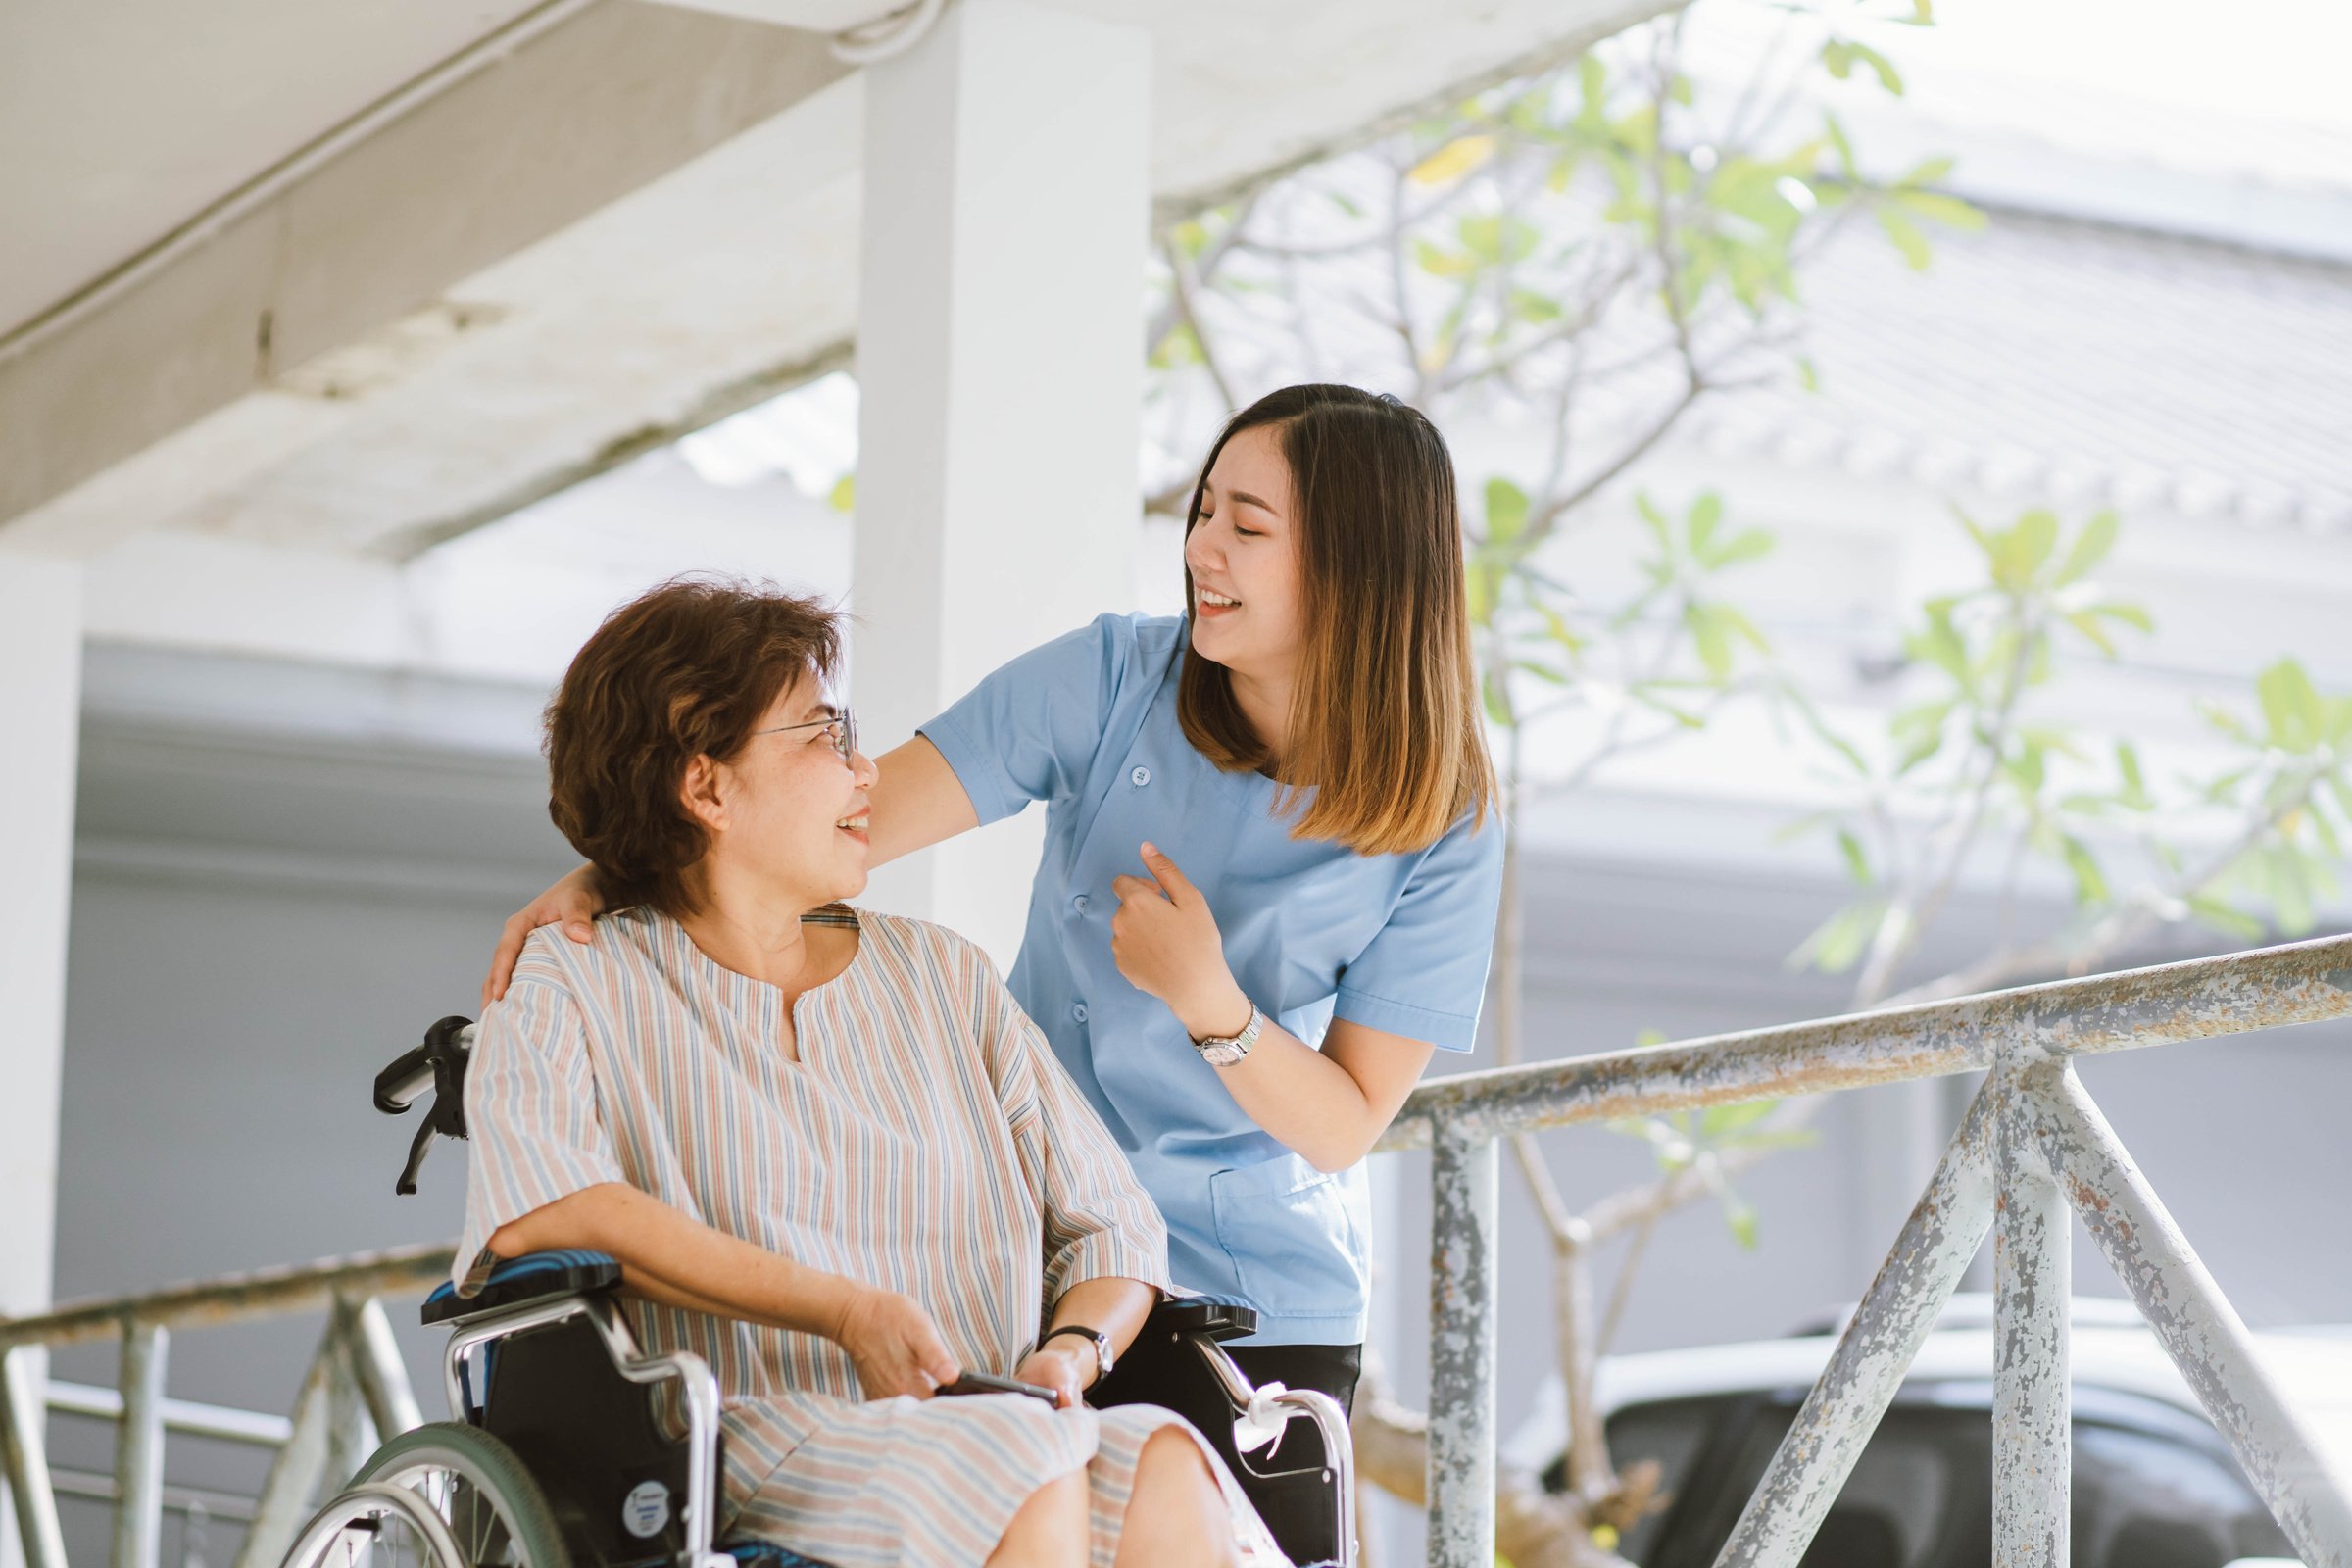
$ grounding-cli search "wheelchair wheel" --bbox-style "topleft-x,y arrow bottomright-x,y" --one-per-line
283,1422 -> 572,1568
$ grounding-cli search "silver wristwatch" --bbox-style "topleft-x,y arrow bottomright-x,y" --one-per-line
1192,1003 -> 1265,1067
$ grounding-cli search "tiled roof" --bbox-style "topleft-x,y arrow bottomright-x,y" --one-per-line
1684,206 -> 2352,532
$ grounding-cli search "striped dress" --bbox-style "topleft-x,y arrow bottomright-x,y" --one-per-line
455,906 -> 1286,1567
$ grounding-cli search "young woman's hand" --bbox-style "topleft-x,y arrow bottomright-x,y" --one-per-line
832,1287 -> 959,1401
481,865 -> 607,1008
1011,1343 -> 1097,1410
1110,844 -> 1250,1042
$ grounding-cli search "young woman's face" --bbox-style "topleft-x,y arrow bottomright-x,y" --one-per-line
693,673 -> 876,904
1186,423 -> 1304,675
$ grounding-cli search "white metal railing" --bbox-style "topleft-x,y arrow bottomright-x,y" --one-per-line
1377,930 -> 2352,1568
0,1246 -> 448,1568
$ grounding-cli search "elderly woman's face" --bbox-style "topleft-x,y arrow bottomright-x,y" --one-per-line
697,673 -> 875,902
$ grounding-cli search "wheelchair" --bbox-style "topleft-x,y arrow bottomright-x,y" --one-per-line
280,1015 -> 1357,1567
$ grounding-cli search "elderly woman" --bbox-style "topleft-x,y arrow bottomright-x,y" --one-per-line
454,578 -> 1280,1568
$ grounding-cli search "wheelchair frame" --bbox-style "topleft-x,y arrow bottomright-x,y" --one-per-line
438,1286 -> 730,1567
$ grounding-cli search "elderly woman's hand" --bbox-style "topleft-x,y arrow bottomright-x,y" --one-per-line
1110,844 -> 1251,1042
832,1287 -> 960,1400
1011,1343 -> 1098,1410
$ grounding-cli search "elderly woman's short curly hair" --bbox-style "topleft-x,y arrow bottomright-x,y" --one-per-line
544,575 -> 841,917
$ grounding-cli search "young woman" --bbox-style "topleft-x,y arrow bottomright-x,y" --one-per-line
483,384 -> 1503,1563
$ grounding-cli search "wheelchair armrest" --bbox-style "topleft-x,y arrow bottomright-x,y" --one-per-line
420,1248 -> 622,1326
1146,1292 -> 1259,1344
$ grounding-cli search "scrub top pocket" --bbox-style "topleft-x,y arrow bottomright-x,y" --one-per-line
1207,1152 -> 1370,1322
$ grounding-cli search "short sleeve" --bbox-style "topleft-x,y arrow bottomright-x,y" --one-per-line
917,614 -> 1135,825
1332,808 -> 1506,1053
453,974 -> 626,1295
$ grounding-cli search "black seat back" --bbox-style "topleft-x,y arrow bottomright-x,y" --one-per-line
481,1313 -> 696,1568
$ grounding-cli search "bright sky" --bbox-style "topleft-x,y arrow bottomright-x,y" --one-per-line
1886,0 -> 2352,131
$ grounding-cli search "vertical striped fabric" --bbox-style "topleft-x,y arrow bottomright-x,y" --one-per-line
457,906 -> 1286,1567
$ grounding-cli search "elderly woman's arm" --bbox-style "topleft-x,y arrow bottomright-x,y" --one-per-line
491,1182 -> 960,1400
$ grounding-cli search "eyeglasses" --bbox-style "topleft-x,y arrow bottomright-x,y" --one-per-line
751,708 -> 858,764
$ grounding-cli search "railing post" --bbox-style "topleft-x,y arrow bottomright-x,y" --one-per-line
339,1298 -> 421,1439
0,1348 -> 66,1568
228,1324 -> 337,1568
1427,1128 -> 1497,1568
111,1322 -> 170,1568
1993,1063 -> 2068,1568
2031,1065 -> 2352,1568
321,1305 -> 373,1495
1714,1079 -> 1996,1568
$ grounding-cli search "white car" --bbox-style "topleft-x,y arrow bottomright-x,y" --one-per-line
1503,1297 -> 2352,1567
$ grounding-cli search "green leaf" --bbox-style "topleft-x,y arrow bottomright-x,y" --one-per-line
1686,603 -> 1734,681
2060,835 -> 2109,906
1701,528 -> 1775,576
2053,509 -> 2120,586
1896,189 -> 1986,230
827,473 -> 857,513
1722,1195 -> 1761,1251
1412,238 -> 1476,279
2063,612 -> 2119,658
1635,491 -> 1675,553
2185,895 -> 2265,942
1485,476 -> 1530,546
1837,829 -> 1873,886
2115,741 -> 2151,810
1686,492 -> 1725,556
1788,900 -> 1886,974
1699,1102 -> 1778,1139
1821,112 -> 1859,180
1840,38 -> 1905,95
1481,669 -> 1512,726
2258,660 -> 2325,752
1877,207 -> 1932,270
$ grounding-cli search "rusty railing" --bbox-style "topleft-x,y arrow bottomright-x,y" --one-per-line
1375,930 -> 2352,1568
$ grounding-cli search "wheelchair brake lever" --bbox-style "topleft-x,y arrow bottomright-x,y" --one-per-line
395,1115 -> 438,1197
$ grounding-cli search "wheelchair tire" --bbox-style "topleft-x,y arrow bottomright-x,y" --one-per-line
282,1421 -> 573,1568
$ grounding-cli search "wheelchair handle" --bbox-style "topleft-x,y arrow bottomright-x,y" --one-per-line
375,1016 -> 476,1195
373,1045 -> 436,1113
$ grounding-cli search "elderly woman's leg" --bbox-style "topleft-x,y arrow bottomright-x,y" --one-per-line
1112,1427 -> 1242,1568
987,1466 -> 1089,1568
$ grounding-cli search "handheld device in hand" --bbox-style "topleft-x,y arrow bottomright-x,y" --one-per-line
940,1370 -> 1059,1405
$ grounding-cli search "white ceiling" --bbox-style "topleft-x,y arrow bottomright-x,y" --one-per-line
0,0 -> 559,334
4,0 -> 1673,560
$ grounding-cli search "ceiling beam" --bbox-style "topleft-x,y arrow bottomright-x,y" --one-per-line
0,0 -> 849,536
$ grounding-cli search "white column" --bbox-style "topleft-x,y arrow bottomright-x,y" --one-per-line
0,550 -> 81,1568
850,0 -> 1152,968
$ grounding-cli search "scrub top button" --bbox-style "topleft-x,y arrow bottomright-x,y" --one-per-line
1073,894 -> 1090,913
1131,765 -> 1152,787
1071,1003 -> 1090,1024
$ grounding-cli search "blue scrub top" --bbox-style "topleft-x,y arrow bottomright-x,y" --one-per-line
920,612 -> 1504,1345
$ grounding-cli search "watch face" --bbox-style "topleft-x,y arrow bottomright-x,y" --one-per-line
1199,1040 -> 1247,1067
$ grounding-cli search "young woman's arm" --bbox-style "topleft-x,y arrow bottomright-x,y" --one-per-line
487,1181 -> 961,1399
481,736 -> 978,1004
1110,845 -> 1440,1172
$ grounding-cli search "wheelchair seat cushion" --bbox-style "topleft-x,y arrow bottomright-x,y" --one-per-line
724,1542 -> 833,1568
419,1248 -> 622,1325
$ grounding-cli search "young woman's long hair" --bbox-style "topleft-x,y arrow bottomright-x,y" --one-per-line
1178,383 -> 1495,856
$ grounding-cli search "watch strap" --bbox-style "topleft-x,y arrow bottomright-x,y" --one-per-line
1041,1323 -> 1112,1380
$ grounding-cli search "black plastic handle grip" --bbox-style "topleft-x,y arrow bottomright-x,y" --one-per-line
374,1044 -> 435,1113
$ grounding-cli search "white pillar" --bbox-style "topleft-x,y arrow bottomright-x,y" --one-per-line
0,550 -> 81,1568
849,0 -> 1151,968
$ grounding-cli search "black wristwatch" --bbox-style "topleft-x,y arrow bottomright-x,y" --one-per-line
1041,1324 -> 1114,1382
